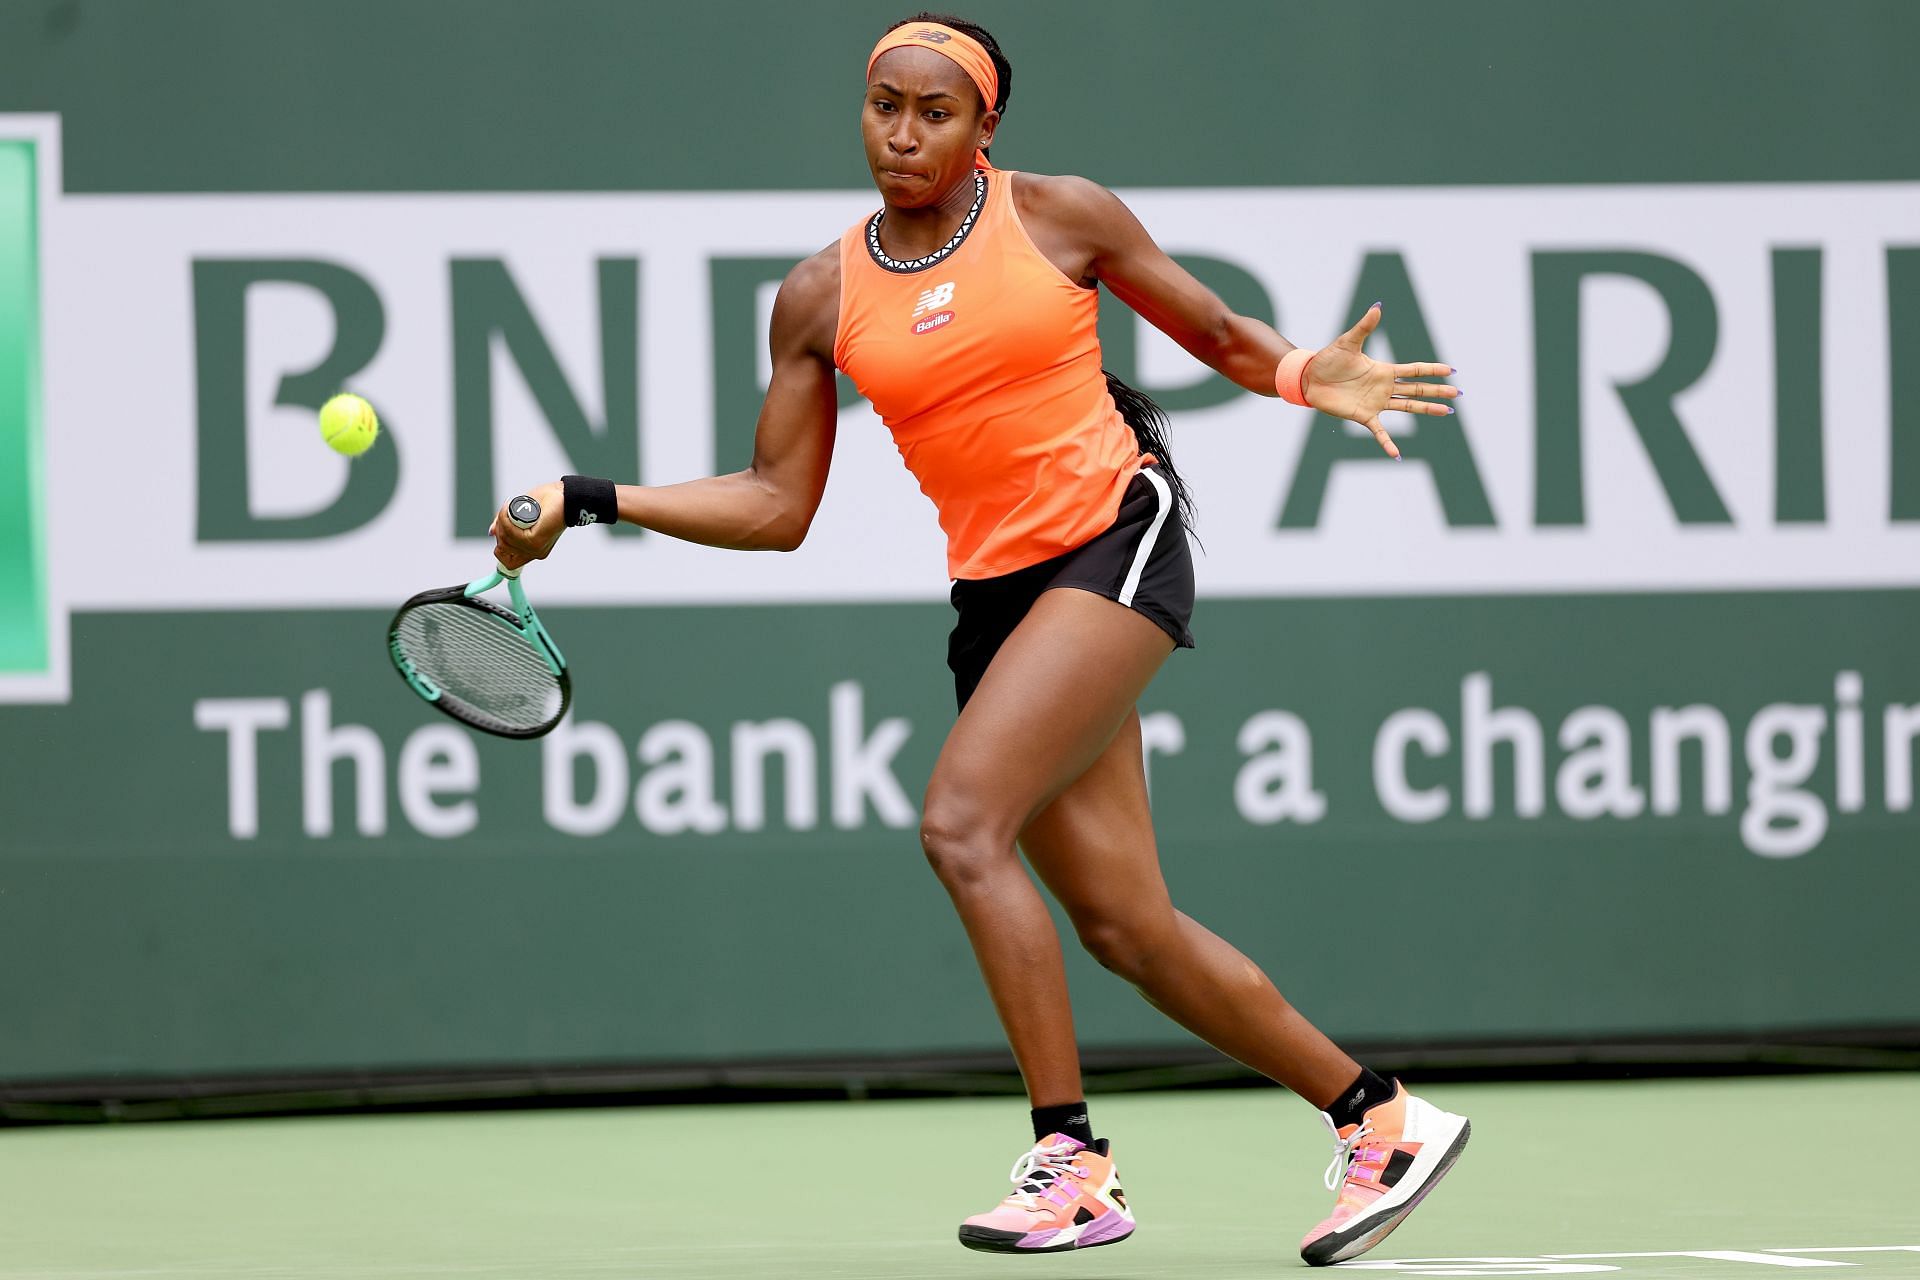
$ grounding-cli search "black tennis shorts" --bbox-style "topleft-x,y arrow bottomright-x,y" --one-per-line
947,466 -> 1197,711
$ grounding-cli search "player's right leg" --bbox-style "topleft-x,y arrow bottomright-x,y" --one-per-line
920,587 -> 1175,1253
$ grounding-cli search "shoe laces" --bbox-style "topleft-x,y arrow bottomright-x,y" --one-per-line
1322,1114 -> 1378,1192
1006,1138 -> 1087,1208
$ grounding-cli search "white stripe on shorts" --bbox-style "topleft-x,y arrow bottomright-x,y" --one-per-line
1117,468 -> 1173,608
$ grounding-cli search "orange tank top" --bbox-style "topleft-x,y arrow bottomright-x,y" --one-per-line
833,170 -> 1143,579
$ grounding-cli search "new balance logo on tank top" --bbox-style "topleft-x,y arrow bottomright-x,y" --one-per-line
833,171 -> 1144,580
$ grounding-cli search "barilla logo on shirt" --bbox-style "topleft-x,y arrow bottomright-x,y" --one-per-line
911,282 -> 956,334
912,310 -> 955,335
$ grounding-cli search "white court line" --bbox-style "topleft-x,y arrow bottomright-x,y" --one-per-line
1546,1253 -> 1850,1268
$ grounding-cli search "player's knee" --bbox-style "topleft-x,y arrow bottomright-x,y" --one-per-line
1073,912 -> 1165,983
918,795 -> 1012,894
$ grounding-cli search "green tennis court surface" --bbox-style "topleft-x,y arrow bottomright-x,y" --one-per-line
2,1074 -> 1913,1278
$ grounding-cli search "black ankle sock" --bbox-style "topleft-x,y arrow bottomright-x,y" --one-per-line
1031,1100 -> 1094,1145
1326,1068 -> 1393,1130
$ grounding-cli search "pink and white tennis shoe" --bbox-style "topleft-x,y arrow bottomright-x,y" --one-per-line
957,1133 -> 1135,1253
1300,1082 -> 1472,1265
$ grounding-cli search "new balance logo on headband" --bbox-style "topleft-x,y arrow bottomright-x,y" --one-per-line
912,28 -> 951,42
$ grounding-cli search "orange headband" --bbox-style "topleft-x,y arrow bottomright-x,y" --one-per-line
866,23 -> 999,170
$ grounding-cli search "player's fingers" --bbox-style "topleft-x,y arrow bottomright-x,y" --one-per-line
1362,415 -> 1401,459
1393,378 -> 1460,400
1394,362 -> 1455,379
1334,300 -> 1383,349
1389,397 -> 1456,417
492,509 -> 534,557
492,524 -> 535,565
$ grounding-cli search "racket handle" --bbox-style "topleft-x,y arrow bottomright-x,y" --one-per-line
477,495 -> 539,586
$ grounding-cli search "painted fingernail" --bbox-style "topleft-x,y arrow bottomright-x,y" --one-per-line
1372,300 -> 1384,309
1446,406 -> 1456,414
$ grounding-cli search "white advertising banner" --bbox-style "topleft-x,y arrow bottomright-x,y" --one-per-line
14,125 -> 1917,611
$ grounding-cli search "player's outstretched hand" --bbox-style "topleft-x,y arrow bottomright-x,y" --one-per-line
1300,303 -> 1460,460
489,480 -> 565,571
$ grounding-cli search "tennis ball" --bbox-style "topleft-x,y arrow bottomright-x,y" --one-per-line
319,393 -> 380,457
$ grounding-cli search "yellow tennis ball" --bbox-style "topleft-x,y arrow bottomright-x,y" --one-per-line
319,393 -> 380,457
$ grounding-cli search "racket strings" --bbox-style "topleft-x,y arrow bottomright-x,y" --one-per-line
393,600 -> 563,735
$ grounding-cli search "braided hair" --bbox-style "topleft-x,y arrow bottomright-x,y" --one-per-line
881,13 -> 1197,531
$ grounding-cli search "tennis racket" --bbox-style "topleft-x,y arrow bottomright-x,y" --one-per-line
387,494 -> 570,739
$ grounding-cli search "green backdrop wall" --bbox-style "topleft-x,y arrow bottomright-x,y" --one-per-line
2,0 -> 1916,191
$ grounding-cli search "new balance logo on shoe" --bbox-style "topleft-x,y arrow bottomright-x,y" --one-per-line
1301,1087 -> 1472,1267
959,1136 -> 1136,1255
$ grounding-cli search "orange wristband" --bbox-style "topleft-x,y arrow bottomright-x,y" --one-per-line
1274,348 -> 1318,407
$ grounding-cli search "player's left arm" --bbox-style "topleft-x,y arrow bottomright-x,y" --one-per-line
1018,173 -> 1458,458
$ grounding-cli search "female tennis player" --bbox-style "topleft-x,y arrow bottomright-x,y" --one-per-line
491,13 -> 1469,1266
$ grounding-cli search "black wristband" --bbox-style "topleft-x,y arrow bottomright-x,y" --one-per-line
561,474 -> 618,528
